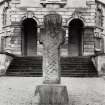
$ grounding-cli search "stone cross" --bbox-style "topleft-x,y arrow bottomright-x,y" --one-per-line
33,13 -> 69,105
40,13 -> 65,84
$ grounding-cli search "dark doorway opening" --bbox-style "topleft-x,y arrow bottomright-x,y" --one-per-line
68,19 -> 84,56
22,18 -> 37,56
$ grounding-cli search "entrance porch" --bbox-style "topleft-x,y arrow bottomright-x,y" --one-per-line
20,18 -> 95,57
1,18 -> 95,57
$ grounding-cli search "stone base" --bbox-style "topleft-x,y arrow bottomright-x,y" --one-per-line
32,84 -> 69,105
0,53 -> 13,76
43,79 -> 60,84
91,54 -> 105,76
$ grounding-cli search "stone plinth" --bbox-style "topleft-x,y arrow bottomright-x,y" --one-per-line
0,53 -> 13,76
32,85 -> 69,105
92,54 -> 105,76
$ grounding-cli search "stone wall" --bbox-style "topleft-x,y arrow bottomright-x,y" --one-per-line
94,1 -> 105,54
0,0 -> 96,27
0,0 -> 105,56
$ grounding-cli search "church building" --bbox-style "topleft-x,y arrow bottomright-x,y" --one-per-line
0,0 -> 105,77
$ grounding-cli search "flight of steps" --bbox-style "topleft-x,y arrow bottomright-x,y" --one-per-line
6,56 -> 98,77
61,56 -> 97,77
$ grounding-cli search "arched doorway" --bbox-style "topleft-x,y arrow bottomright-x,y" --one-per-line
68,19 -> 84,56
22,18 -> 37,56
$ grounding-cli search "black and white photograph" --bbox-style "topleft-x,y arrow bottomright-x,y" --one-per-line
0,0 -> 105,105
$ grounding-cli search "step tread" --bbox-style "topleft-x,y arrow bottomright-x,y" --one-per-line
6,56 -> 97,77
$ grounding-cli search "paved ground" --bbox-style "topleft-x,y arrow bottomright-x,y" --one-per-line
0,77 -> 105,105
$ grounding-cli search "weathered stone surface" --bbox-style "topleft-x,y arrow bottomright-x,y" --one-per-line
91,54 -> 105,76
0,0 -> 103,57
40,13 -> 65,84
0,53 -> 13,76
32,85 -> 69,105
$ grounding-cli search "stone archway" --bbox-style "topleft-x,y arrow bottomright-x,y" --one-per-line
68,19 -> 84,56
21,18 -> 37,56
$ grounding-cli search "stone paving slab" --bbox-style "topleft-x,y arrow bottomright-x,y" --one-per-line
0,77 -> 105,105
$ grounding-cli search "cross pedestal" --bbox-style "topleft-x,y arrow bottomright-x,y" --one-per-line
32,85 -> 69,105
33,13 -> 69,105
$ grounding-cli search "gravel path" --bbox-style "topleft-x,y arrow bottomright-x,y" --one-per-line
0,77 -> 105,105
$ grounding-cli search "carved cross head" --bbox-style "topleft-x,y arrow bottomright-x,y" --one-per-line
40,13 -> 65,45
44,13 -> 62,33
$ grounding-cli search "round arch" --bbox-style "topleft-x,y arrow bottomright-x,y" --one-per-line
21,15 -> 40,26
69,18 -> 84,28
21,18 -> 38,56
67,17 -> 85,26
68,18 -> 84,56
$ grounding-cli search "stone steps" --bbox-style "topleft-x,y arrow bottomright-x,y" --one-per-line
6,56 -> 98,77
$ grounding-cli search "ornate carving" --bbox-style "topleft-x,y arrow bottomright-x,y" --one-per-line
72,9 -> 82,18
96,8 -> 103,27
40,13 -> 65,84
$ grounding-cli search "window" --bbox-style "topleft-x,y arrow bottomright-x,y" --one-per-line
2,7 -> 8,26
95,38 -> 101,49
96,8 -> 103,27
95,37 -> 105,53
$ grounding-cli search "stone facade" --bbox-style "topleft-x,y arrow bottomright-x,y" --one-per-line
0,0 -> 105,57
